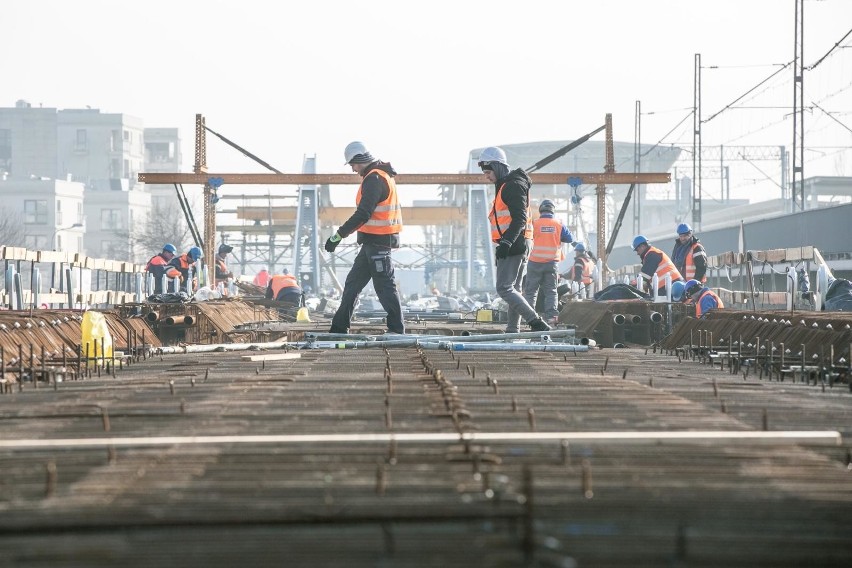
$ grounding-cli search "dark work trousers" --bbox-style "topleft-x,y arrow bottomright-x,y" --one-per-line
330,242 -> 405,334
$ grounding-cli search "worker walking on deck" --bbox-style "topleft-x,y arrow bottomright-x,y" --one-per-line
671,223 -> 707,284
480,146 -> 550,333
684,279 -> 723,318
632,235 -> 683,297
145,243 -> 177,293
325,141 -> 405,335
563,243 -> 594,300
523,199 -> 573,324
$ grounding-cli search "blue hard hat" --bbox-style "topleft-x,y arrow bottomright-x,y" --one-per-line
162,243 -> 177,254
632,235 -> 649,250
671,280 -> 686,302
677,223 -> 692,235
685,279 -> 702,298
574,243 -> 586,253
188,246 -> 203,261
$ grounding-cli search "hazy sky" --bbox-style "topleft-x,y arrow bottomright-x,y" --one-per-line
4,0 -> 851,191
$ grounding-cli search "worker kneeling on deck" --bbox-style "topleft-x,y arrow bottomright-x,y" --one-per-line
166,246 -> 203,292
266,270 -> 303,305
146,243 -> 177,293
684,279 -> 723,318
632,235 -> 684,297
325,141 -> 405,335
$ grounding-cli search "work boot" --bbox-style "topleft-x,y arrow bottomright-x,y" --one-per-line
528,317 -> 551,332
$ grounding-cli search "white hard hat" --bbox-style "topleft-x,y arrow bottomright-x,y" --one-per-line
344,141 -> 374,165
478,146 -> 508,166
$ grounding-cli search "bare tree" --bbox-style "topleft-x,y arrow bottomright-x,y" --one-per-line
114,205 -> 193,263
0,206 -> 27,247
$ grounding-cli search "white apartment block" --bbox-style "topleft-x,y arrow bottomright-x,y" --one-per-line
0,100 -> 180,262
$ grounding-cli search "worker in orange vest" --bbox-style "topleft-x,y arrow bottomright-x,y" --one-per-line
523,199 -> 574,324
145,243 -> 176,293
632,235 -> 683,297
324,141 -> 405,335
671,223 -> 708,284
253,266 -> 271,288
480,146 -> 550,333
564,243 -> 595,299
214,243 -> 234,282
684,279 -> 724,318
266,270 -> 302,305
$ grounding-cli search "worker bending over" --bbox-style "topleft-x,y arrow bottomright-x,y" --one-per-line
632,235 -> 683,297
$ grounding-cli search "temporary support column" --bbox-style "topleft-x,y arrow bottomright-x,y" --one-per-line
294,156 -> 320,293
596,113 -> 613,268
195,114 -> 215,287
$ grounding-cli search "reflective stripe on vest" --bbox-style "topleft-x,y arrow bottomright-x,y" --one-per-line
529,217 -> 564,263
642,246 -> 683,285
695,289 -> 723,317
270,274 -> 299,297
489,182 -> 533,243
356,169 -> 403,235
684,242 -> 707,282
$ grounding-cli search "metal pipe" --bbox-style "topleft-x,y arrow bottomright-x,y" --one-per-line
630,314 -> 642,324
438,342 -> 589,353
613,314 -> 626,325
579,338 -> 597,347
157,341 -> 292,354
164,315 -> 195,326
650,311 -> 663,323
1,430 -> 841,450
145,311 -> 160,323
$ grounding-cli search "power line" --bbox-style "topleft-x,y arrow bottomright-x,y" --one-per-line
702,62 -> 792,124
807,26 -> 852,70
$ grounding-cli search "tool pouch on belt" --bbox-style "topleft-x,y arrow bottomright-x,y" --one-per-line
370,251 -> 392,275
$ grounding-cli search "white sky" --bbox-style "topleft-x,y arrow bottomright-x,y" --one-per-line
4,0 -> 851,195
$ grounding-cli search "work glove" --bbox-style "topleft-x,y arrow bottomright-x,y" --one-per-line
495,240 -> 511,260
324,232 -> 342,253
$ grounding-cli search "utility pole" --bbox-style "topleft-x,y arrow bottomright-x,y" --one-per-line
792,0 -> 805,210
692,53 -> 702,231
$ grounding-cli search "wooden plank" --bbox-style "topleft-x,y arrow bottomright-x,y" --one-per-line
2,246 -> 27,260
240,353 -> 302,362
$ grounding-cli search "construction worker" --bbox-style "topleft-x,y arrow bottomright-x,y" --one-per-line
145,243 -> 176,293
253,266 -> 271,288
671,223 -> 707,283
564,243 -> 594,300
324,141 -> 405,335
523,199 -> 573,323
266,271 -> 302,305
480,146 -> 550,333
632,235 -> 683,297
215,243 -> 234,282
684,278 -> 724,317
166,246 -> 203,292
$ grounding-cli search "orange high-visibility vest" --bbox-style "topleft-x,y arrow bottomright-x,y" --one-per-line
356,169 -> 403,235
695,288 -> 723,317
269,274 -> 299,298
529,217 -> 565,263
642,246 -> 682,286
489,183 -> 533,243
574,256 -> 594,284
684,242 -> 707,283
